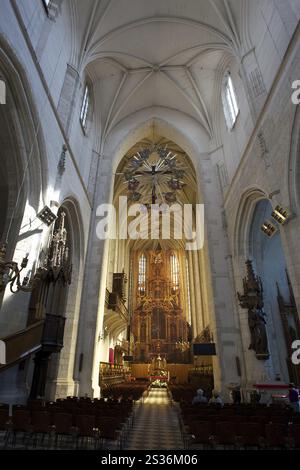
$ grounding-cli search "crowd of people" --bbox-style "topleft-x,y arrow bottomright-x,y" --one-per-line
191,383 -> 300,411
192,389 -> 224,407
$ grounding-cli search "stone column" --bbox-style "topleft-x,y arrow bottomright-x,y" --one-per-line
195,153 -> 244,399
75,156 -> 114,397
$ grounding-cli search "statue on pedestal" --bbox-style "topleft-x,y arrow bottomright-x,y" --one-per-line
238,260 -> 269,360
248,307 -> 269,357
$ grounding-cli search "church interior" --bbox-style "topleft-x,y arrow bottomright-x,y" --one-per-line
0,0 -> 300,451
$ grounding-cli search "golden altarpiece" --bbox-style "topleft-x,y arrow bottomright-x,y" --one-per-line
131,250 -> 191,363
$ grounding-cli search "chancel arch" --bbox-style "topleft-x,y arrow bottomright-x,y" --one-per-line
94,126 -> 220,396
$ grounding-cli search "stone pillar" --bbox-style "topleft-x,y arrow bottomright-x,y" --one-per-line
75,156 -> 114,397
195,153 -> 244,399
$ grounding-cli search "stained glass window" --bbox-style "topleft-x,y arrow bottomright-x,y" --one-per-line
138,253 -> 146,293
80,84 -> 90,130
186,257 -> 192,324
222,73 -> 239,130
170,253 -> 179,288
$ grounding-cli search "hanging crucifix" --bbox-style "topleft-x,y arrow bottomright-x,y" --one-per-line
118,146 -> 186,206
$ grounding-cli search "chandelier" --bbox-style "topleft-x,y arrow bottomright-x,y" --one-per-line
0,211 -> 71,294
120,145 -> 186,206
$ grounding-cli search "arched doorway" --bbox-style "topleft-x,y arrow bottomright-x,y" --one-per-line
248,198 -> 300,384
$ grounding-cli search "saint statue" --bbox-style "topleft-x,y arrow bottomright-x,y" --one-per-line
238,260 -> 270,361
151,252 -> 163,264
248,308 -> 269,359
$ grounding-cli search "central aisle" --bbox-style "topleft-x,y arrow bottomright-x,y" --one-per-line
125,389 -> 184,450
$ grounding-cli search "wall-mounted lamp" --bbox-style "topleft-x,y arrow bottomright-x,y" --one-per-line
271,205 -> 288,225
261,220 -> 277,238
37,206 -> 57,226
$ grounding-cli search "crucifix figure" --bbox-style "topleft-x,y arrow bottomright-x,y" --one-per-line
120,147 -> 185,206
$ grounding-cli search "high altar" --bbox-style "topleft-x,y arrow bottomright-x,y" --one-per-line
131,249 -> 191,363
148,354 -> 169,382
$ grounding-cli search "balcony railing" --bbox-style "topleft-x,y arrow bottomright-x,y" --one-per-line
0,320 -> 44,369
0,313 -> 66,371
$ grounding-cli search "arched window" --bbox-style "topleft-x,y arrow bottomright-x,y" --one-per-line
222,72 -> 239,130
140,321 -> 146,342
42,0 -> 51,13
42,0 -> 51,7
151,308 -> 166,340
80,84 -> 91,131
185,257 -> 192,325
170,253 -> 180,288
138,253 -> 146,293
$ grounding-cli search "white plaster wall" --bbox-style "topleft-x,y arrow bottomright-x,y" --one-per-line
224,38 -> 300,387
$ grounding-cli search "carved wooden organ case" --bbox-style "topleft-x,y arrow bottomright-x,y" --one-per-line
131,250 -> 190,363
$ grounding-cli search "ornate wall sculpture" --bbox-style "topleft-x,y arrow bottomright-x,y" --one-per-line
27,210 -> 72,325
132,250 -> 191,363
238,260 -> 270,360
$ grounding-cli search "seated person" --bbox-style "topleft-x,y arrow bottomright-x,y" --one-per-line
209,390 -> 224,407
250,389 -> 261,404
231,387 -> 242,404
288,383 -> 300,413
192,388 -> 207,405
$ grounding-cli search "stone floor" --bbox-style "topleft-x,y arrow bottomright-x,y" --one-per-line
125,388 -> 184,450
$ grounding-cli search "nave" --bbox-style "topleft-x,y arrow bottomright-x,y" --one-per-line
125,389 -> 183,450
1,0 -> 300,454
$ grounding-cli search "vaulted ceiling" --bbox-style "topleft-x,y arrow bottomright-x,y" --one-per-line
69,0 -> 251,143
